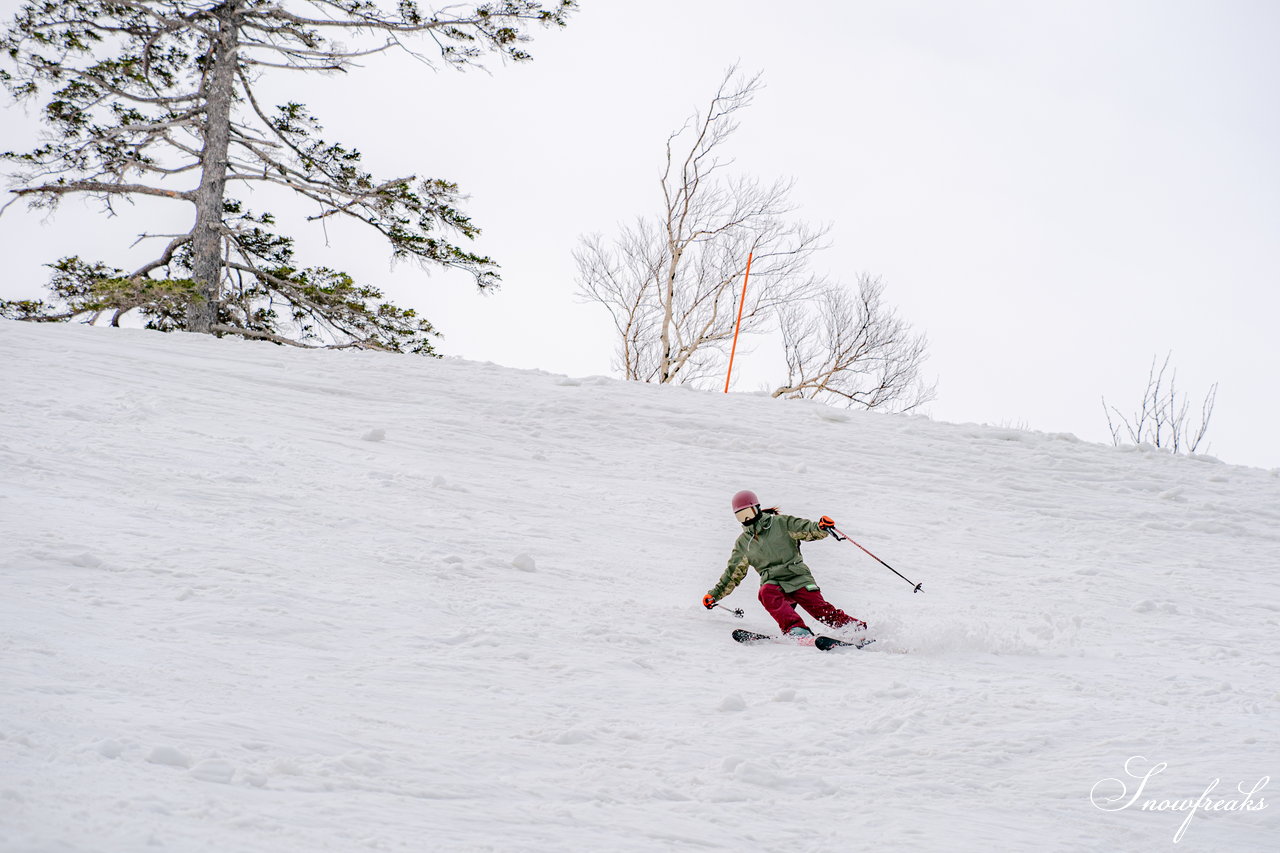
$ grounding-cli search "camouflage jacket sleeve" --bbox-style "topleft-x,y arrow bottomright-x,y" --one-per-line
780,514 -> 830,542
708,535 -> 751,600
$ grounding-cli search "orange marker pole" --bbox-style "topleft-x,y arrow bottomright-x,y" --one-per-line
723,251 -> 753,393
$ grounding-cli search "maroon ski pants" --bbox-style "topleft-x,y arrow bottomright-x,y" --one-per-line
758,583 -> 865,634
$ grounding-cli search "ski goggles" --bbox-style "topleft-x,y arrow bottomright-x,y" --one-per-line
734,505 -> 760,524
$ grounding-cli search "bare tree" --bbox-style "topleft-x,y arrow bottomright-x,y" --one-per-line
772,275 -> 935,411
1,0 -> 575,353
575,66 -> 825,384
1103,352 -> 1218,454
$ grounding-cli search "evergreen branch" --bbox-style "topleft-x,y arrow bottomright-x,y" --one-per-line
239,35 -> 394,62
72,70 -> 201,106
238,57 -> 345,71
266,1 -> 574,34
91,107 -> 204,140
209,323 -> 313,347
129,233 -> 191,278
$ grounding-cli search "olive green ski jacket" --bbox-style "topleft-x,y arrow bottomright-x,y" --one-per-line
707,511 -> 830,599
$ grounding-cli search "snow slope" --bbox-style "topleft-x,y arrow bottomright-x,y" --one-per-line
1,320 -> 1277,853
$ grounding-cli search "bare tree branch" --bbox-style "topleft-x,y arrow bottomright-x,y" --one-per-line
576,66 -> 822,385
10,182 -> 195,204
774,275 -> 935,412
1102,352 -> 1218,454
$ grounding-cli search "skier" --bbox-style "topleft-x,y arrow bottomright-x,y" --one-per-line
702,489 -> 868,639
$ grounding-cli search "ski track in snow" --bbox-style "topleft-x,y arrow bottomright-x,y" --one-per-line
1,321 -> 1277,852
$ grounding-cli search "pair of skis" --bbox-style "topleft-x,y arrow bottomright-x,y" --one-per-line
732,628 -> 874,652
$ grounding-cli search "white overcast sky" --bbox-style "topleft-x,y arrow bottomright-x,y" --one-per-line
2,0 -> 1278,468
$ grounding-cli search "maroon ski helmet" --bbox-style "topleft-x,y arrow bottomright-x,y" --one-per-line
731,490 -> 760,512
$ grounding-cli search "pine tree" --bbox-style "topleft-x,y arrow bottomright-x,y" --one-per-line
0,0 -> 575,353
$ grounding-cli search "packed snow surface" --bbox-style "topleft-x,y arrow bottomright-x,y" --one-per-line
1,321 -> 1277,852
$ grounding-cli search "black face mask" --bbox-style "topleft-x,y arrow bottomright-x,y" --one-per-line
737,506 -> 761,526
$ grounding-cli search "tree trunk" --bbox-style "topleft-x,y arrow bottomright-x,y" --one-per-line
657,247 -> 681,383
187,1 -> 241,333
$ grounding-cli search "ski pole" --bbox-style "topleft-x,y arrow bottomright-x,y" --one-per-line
829,527 -> 924,594
714,603 -> 745,618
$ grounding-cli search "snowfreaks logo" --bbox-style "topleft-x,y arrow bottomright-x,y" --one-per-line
1090,756 -> 1270,843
